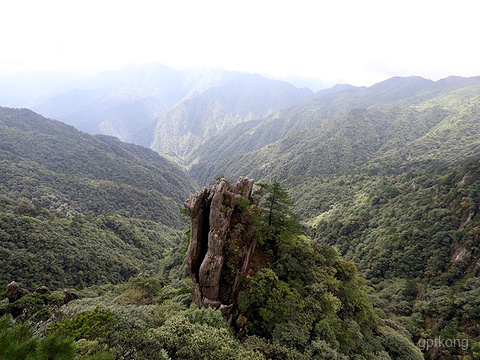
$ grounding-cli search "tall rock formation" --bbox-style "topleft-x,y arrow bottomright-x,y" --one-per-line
184,177 -> 256,318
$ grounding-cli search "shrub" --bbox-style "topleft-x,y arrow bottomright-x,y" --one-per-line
151,308 -> 263,360
0,315 -> 112,359
51,307 -> 114,341
8,293 -> 62,318
378,326 -> 423,360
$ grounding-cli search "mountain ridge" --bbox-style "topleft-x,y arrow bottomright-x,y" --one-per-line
29,65 -> 314,157
189,75 -> 480,185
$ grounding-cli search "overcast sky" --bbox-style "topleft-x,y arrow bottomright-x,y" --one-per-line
1,0 -> 479,87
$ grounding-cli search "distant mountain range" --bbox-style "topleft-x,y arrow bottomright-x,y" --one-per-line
0,64 -> 314,161
191,75 -> 480,196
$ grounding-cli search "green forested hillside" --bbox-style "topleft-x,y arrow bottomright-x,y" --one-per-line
189,76 -> 480,182
27,65 -> 314,159
315,156 -> 480,280
311,155 -> 480,359
187,76 -> 480,358
193,78 -> 480,217
1,180 -> 424,360
2,75 -> 480,358
0,107 -> 196,288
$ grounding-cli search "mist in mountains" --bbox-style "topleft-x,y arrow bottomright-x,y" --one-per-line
1,64 -> 314,160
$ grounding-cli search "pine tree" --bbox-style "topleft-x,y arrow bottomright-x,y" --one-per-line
258,181 -> 299,254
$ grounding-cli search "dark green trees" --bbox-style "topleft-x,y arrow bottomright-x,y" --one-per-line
0,316 -> 112,360
237,182 -> 423,359
257,181 -> 299,250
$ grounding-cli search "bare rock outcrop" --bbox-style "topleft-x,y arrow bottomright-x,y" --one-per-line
185,177 -> 256,319
63,289 -> 79,304
6,281 -> 29,303
35,285 -> 52,294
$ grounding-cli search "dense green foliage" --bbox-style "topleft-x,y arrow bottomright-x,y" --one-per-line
0,107 -> 195,224
0,292 -> 63,319
0,180 -> 423,359
190,77 -> 480,218
0,316 -> 112,359
256,181 -> 299,248
52,307 -> 115,341
235,182 -> 422,359
0,107 -> 195,288
3,75 -> 480,359
0,200 -> 181,288
315,157 -> 480,281
2,275 -> 259,359
312,157 -> 480,359
187,77 -> 480,359
190,77 -> 431,178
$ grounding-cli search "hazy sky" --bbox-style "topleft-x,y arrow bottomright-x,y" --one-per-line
1,0 -> 479,86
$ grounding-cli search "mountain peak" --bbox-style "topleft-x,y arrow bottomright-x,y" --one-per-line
369,75 -> 433,90
365,75 -> 436,101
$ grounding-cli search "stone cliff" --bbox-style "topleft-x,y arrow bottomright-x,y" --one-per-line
184,177 -> 257,319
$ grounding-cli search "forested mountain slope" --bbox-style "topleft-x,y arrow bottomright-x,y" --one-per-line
2,75 -> 480,358
312,151 -> 480,359
0,179 -> 425,360
188,76 -> 435,174
151,72 -> 312,160
190,76 -> 480,182
191,77 -> 480,216
32,64 -> 196,147
186,76 -> 480,359
0,107 -> 196,288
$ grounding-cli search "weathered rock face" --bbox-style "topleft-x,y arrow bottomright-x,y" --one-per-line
35,285 -> 52,294
185,177 -> 256,318
63,289 -> 79,304
6,281 -> 29,303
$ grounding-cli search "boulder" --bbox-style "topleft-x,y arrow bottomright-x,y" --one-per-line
6,281 -> 29,303
34,285 -> 52,294
63,289 -> 79,304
